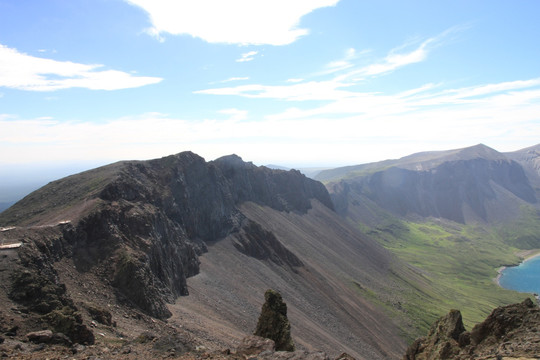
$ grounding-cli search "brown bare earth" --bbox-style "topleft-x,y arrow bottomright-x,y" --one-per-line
0,200 -> 417,359
171,201 -> 418,359
0,153 -> 420,359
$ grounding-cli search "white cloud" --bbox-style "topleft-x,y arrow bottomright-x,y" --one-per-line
2,77 -> 539,167
124,0 -> 340,45
195,80 -> 355,101
0,44 -> 162,91
236,51 -> 258,62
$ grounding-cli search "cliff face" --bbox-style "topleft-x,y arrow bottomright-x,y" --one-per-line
0,152 -> 333,320
325,145 -> 537,224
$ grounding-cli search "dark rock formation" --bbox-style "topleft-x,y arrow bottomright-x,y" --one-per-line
42,307 -> 95,345
404,298 -> 540,359
87,304 -> 112,326
254,289 -> 295,352
404,309 -> 465,360
8,242 -> 95,345
232,219 -> 303,268
9,269 -> 71,314
1,152 -> 332,321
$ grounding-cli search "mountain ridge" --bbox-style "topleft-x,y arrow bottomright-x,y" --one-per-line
319,143 -> 539,224
0,151 -> 413,359
316,144 -> 519,183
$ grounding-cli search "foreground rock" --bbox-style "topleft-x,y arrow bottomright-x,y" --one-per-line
404,298 -> 540,359
254,289 -> 295,351
235,335 -> 351,360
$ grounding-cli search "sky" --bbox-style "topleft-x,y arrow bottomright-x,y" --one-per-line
1,0 -> 540,189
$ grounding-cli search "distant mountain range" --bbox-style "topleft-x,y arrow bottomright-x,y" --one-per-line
318,143 -> 540,225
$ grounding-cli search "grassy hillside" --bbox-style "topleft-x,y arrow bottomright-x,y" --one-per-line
349,206 -> 533,334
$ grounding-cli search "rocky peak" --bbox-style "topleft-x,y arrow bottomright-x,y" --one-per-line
404,298 -> 540,359
427,309 -> 466,342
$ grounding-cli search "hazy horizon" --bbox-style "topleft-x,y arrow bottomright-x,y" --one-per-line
1,141 -> 538,206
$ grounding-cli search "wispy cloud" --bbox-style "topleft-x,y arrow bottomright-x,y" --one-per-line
357,40 -> 430,77
124,0 -> 340,45
218,77 -> 250,83
317,47 -> 366,76
195,80 -> 355,101
197,27 -> 467,101
37,49 -> 57,54
336,36 -> 442,81
0,44 -> 162,91
236,51 -> 258,62
311,27 -> 465,83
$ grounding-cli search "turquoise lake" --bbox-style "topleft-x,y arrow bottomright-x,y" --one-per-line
498,255 -> 540,294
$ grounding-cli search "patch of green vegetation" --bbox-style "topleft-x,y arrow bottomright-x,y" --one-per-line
351,280 -> 382,305
496,205 -> 540,249
355,212 -> 533,336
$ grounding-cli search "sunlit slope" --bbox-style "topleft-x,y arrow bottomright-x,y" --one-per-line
319,144 -> 540,332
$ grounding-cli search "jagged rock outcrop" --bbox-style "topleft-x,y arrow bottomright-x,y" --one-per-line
404,298 -> 540,359
232,219 -> 303,268
8,235 -> 95,345
254,289 -> 295,352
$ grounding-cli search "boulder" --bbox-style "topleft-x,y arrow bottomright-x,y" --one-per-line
26,330 -> 53,343
236,335 -> 275,356
87,305 -> 112,326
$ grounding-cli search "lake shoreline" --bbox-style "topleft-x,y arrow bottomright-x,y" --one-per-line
495,249 -> 540,288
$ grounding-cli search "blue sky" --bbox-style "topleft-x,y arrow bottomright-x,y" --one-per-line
1,0 -> 539,176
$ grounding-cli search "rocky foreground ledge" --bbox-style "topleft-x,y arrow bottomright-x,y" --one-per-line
404,298 -> 540,360
0,333 -> 354,360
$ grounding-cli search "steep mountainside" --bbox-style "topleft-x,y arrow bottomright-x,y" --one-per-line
506,143 -> 540,200
320,144 -> 538,224
315,144 -> 539,339
0,152 -> 420,359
